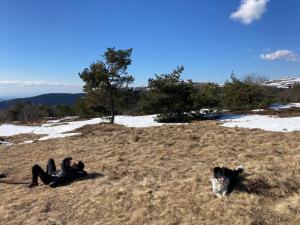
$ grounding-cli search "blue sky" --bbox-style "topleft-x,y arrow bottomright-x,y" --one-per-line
0,0 -> 299,97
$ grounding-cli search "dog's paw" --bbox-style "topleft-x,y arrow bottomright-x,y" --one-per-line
222,191 -> 228,196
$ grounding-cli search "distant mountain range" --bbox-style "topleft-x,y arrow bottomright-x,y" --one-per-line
263,77 -> 300,88
193,76 -> 300,89
0,77 -> 299,110
0,93 -> 85,109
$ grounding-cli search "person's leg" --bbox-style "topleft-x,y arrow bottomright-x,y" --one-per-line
46,158 -> 56,175
29,164 -> 52,187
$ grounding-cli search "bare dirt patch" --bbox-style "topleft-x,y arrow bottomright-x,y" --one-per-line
0,121 -> 299,225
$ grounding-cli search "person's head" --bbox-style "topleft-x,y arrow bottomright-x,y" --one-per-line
76,161 -> 85,171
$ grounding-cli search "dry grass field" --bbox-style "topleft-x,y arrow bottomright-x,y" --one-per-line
0,121 -> 299,225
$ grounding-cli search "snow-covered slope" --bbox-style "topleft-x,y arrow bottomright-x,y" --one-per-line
221,115 -> 300,132
264,77 -> 300,88
0,115 -> 185,144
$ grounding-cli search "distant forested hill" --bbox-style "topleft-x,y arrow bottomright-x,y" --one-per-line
0,93 -> 85,109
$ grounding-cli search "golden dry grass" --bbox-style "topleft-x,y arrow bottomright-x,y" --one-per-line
0,121 -> 299,225
3,133 -> 44,144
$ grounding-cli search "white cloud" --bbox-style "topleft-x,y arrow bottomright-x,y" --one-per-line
260,50 -> 299,61
230,0 -> 269,25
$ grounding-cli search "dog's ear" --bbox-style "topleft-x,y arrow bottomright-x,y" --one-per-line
223,167 -> 231,177
213,167 -> 221,174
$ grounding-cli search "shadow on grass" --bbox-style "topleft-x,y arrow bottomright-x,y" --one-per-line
53,172 -> 105,187
218,114 -> 246,121
77,172 -> 104,181
233,174 -> 272,196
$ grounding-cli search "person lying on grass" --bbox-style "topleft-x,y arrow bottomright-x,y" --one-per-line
28,157 -> 87,188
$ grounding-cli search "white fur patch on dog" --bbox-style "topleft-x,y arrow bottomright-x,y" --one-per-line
211,177 -> 230,197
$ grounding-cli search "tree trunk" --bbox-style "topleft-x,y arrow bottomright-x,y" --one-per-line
110,98 -> 115,123
109,89 -> 115,123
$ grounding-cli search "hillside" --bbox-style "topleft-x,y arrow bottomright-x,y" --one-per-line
0,121 -> 299,225
0,93 -> 85,109
264,77 -> 300,88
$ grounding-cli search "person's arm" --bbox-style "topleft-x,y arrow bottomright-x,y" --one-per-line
60,157 -> 73,173
76,170 -> 88,178
49,181 -> 58,188
49,170 -> 87,187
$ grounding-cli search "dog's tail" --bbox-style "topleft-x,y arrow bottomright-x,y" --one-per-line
235,165 -> 244,174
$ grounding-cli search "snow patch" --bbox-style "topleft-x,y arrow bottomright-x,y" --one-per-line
0,141 -> 13,145
38,133 -> 81,141
0,115 -> 185,142
220,114 -> 300,132
0,118 -> 105,140
47,116 -> 79,123
114,115 -> 185,128
264,77 -> 300,88
269,103 -> 300,110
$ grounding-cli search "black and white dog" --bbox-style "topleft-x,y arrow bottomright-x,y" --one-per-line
211,166 -> 244,197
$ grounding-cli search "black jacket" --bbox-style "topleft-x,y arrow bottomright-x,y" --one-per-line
49,157 -> 87,187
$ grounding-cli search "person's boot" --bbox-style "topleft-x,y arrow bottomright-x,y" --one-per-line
28,181 -> 38,188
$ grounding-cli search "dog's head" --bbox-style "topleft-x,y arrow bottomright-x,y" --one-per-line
213,167 -> 223,178
213,167 -> 230,180
212,167 -> 231,194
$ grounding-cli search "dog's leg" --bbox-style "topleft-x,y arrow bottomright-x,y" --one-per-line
222,190 -> 228,196
211,178 -> 216,193
216,193 -> 222,197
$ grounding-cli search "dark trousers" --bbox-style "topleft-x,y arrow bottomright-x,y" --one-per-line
31,158 -> 57,184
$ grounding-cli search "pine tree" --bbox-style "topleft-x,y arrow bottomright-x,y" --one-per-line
222,73 -> 270,111
192,83 -> 221,110
79,48 -> 134,123
143,66 -> 194,122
